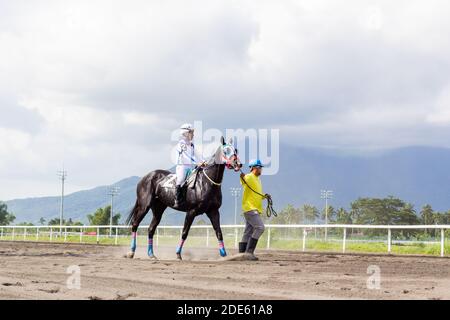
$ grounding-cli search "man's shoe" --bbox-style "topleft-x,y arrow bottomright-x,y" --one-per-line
243,253 -> 259,261
238,242 -> 247,253
246,237 -> 258,254
244,237 -> 259,260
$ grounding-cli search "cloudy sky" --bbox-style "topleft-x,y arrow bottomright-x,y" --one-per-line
1,0 -> 450,200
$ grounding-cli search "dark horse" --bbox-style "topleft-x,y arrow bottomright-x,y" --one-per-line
125,137 -> 242,260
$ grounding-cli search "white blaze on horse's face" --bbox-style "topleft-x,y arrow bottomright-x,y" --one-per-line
221,144 -> 242,171
222,145 -> 234,159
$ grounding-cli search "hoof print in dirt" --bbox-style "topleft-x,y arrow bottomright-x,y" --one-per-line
2,282 -> 23,287
38,288 -> 60,294
114,293 -> 137,300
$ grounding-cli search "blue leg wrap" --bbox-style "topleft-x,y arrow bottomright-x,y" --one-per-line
148,244 -> 154,256
130,238 -> 137,252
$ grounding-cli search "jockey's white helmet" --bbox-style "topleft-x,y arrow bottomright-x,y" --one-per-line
180,123 -> 194,136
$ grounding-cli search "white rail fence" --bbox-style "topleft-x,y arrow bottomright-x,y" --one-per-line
0,224 -> 449,257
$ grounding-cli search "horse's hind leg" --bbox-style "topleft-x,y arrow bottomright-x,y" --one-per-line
126,202 -> 151,259
147,201 -> 166,259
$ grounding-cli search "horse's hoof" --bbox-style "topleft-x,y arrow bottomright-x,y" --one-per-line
176,253 -> 182,261
148,255 -> 158,260
126,252 -> 135,259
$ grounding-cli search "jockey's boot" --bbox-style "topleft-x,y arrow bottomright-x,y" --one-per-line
244,237 -> 259,261
238,242 -> 247,253
174,185 -> 185,207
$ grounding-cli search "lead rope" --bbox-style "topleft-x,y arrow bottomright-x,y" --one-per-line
239,170 -> 277,218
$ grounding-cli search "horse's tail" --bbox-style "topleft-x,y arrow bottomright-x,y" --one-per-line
125,200 -> 139,226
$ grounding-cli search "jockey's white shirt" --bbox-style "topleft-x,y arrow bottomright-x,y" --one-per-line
175,137 -> 201,186
176,137 -> 198,167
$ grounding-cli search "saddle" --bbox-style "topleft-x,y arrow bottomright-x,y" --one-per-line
161,168 -> 201,189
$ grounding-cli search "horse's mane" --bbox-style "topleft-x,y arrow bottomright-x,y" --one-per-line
204,144 -> 225,166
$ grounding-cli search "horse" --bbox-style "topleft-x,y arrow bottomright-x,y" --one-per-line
125,136 -> 242,260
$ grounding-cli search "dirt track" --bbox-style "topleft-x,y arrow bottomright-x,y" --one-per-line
0,241 -> 449,300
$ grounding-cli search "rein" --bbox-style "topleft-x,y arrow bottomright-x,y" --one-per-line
196,144 -> 237,187
239,169 -> 278,218
202,169 -> 222,186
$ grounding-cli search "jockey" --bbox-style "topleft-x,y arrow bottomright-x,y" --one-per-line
174,123 -> 204,207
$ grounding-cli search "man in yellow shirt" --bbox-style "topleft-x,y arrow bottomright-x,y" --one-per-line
239,159 -> 269,260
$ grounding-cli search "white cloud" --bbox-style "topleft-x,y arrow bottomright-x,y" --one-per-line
123,112 -> 161,126
1,0 -> 450,199
426,84 -> 450,124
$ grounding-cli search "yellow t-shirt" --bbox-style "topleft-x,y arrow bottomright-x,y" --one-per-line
240,173 -> 264,214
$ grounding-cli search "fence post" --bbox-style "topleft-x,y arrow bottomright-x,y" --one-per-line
64,227 -> 67,242
0,227 -> 3,240
302,228 -> 307,252
156,228 -> 159,246
441,228 -> 445,257
342,228 -> 347,253
36,227 -> 39,241
80,227 -> 83,243
206,228 -> 209,247
97,227 -> 100,244
387,228 -> 391,254
24,227 -> 27,241
115,227 -> 119,245
267,227 -> 271,249
50,227 -> 53,242
234,226 -> 238,249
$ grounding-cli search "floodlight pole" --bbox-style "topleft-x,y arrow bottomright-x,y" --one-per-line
230,187 -> 242,225
108,186 -> 120,237
230,187 -> 242,249
321,189 -> 333,241
57,170 -> 67,236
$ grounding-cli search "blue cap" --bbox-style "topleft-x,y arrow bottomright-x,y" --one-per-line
249,159 -> 264,168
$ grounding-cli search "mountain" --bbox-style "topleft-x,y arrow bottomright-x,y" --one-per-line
4,176 -> 141,225
4,145 -> 450,225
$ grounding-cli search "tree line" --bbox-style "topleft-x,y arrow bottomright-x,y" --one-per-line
2,196 -> 450,238
0,201 -> 121,227
264,196 -> 450,237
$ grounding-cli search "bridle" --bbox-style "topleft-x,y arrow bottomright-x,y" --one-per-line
201,144 -> 241,186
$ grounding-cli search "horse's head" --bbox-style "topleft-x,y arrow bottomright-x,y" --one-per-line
219,136 -> 243,172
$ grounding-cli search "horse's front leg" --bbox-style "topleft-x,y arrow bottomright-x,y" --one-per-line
206,209 -> 227,257
176,210 -> 196,260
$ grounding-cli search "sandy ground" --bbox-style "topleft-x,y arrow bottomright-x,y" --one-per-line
0,241 -> 449,300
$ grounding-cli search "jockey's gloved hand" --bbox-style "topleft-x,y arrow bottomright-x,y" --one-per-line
264,193 -> 272,200
198,161 -> 207,167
